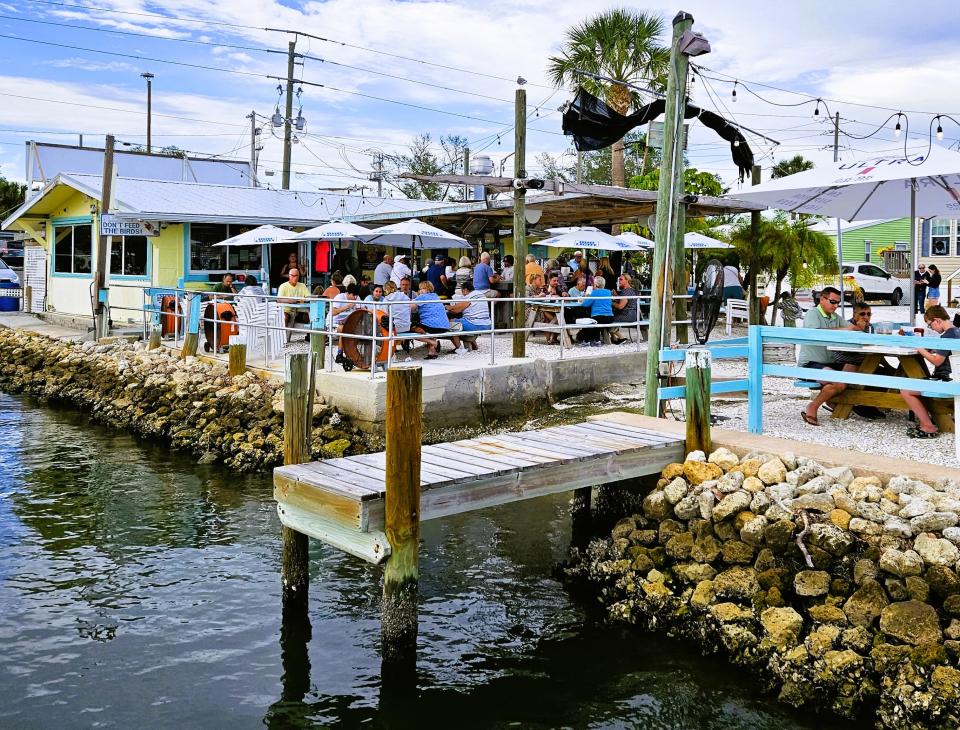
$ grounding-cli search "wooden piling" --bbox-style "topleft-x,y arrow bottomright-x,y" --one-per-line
382,365 -> 422,666
684,348 -> 712,454
309,300 -> 326,369
570,486 -> 592,549
180,295 -> 201,360
282,352 -> 312,608
23,285 -> 31,313
228,335 -> 247,376
148,324 -> 162,350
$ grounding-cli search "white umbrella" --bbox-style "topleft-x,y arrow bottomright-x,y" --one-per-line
539,227 -> 650,251
212,224 -> 298,246
684,231 -> 732,250
616,231 -> 655,249
729,145 -> 960,319
356,218 -> 468,249
286,220 -> 371,241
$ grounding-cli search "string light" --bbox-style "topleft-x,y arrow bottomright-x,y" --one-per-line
813,99 -> 821,117
936,116 -> 944,141
894,112 -> 903,138
731,81 -> 737,103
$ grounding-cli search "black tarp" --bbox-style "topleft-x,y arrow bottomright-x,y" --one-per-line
561,87 -> 755,182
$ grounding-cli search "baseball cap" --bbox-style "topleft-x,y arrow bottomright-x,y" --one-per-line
396,254 -> 408,261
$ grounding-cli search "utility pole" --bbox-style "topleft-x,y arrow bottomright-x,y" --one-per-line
141,72 -> 154,153
644,11 -> 694,417
833,110 -> 846,318
749,164 -> 762,324
94,135 -> 115,340
576,149 -> 583,184
281,39 -> 297,190
369,152 -> 384,197
248,111 -> 259,187
462,147 -> 470,201
512,87 -> 527,358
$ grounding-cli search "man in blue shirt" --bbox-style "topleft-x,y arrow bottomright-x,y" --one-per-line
426,255 -> 447,295
900,305 -> 959,438
473,251 -> 499,292
576,274 -> 614,347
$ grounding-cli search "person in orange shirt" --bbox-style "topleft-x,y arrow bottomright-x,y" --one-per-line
524,253 -> 543,282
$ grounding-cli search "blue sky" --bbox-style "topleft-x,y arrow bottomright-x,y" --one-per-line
0,0 -> 958,195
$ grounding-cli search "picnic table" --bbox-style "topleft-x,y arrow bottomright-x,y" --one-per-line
825,343 -> 954,432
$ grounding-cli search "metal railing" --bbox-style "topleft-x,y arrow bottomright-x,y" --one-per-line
108,283 -> 696,378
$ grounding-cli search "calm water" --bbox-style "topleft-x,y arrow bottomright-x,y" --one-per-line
0,392 -> 849,729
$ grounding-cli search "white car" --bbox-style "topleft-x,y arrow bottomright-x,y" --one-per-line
813,263 -> 905,305
0,257 -> 19,286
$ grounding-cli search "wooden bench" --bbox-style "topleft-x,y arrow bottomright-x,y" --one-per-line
725,298 -> 749,335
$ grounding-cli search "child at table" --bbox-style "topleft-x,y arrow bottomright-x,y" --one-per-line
900,305 -> 960,438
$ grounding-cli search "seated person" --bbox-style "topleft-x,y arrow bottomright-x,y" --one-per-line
610,273 -> 638,344
383,281 -> 413,352
277,268 -> 310,333
577,275 -> 613,346
799,287 -> 846,426
214,273 -> 237,295
563,272 -> 589,327
331,284 -> 360,330
363,284 -> 385,311
316,271 -> 344,299
525,272 -> 546,298
238,274 -> 265,302
357,275 -> 372,301
412,281 -> 462,359
446,280 -> 491,350
832,302 -> 889,421
900,305 -> 959,439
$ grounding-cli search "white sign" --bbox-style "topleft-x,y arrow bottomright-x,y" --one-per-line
647,121 -> 688,151
100,214 -> 160,237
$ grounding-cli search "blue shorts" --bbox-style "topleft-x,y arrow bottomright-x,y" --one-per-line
927,287 -> 940,299
461,319 -> 490,332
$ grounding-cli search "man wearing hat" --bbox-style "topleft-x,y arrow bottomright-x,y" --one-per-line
426,254 -> 449,296
390,254 -> 412,287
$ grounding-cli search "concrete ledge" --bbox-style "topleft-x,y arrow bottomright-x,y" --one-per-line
595,411 -> 960,484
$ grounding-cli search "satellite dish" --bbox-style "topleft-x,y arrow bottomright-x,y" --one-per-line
525,208 -> 542,225
646,214 -> 657,232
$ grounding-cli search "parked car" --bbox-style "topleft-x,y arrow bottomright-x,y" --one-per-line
812,263 -> 905,305
0,257 -> 20,286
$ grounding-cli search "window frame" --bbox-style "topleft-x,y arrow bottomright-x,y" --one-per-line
51,220 -> 94,277
110,235 -> 150,279
188,223 -> 262,276
931,218 -> 951,257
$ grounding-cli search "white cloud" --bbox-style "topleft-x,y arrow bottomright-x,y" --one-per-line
45,57 -> 137,73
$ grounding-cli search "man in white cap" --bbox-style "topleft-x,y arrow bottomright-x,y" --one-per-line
390,254 -> 412,286
374,253 -> 393,286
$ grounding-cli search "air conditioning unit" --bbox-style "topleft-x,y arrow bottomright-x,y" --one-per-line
933,239 -> 949,256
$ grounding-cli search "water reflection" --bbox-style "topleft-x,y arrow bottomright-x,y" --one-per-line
0,392 -> 858,729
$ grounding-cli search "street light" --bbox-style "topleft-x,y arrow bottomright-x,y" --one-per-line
141,72 -> 155,153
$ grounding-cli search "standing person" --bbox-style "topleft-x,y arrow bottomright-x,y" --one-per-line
374,253 -> 394,286
444,257 -> 457,295
925,264 -> 942,309
390,254 -> 412,287
900,305 -> 959,438
455,256 -> 473,291
473,251 -> 499,292
913,263 -> 929,315
426,255 -> 448,295
610,273 -> 638,344
500,255 -> 515,283
778,290 -> 803,327
577,275 -> 614,346
280,252 -> 305,279
798,287 -> 847,426
722,261 -> 745,302
598,256 -> 617,283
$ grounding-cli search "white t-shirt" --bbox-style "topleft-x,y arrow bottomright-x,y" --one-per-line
331,292 -> 357,325
454,289 -> 492,325
384,291 -> 412,333
723,265 -> 742,288
374,261 -> 392,285
390,261 -> 412,286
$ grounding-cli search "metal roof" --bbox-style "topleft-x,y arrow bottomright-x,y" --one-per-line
2,173 -> 452,229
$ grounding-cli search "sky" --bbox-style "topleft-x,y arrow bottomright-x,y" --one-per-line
0,0 -> 959,199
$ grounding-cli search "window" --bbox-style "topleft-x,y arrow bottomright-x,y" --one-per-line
53,224 -> 93,274
841,265 -> 854,274
864,239 -> 871,262
931,218 -> 950,256
110,236 -> 148,277
189,223 -> 262,274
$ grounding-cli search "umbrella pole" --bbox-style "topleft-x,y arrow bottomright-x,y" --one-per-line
836,218 -> 845,319
910,180 -> 917,325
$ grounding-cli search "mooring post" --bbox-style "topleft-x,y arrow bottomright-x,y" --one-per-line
382,365 -> 422,667
180,294 -> 201,359
148,323 -> 162,350
309,299 -> 326,369
228,334 -> 247,376
282,352 -> 312,608
570,486 -> 593,549
684,347 -> 712,455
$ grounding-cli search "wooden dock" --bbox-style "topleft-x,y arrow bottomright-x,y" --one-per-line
274,418 -> 684,563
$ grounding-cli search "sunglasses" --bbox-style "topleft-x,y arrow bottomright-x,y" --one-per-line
825,298 -> 841,305
856,312 -> 872,318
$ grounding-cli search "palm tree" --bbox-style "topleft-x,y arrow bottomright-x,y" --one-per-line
770,155 -> 814,179
548,9 -> 669,188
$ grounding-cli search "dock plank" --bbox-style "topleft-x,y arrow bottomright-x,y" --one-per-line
422,444 -> 517,475
569,422 -> 675,445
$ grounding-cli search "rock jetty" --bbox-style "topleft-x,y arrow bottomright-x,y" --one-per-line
567,447 -> 960,729
0,328 -> 368,471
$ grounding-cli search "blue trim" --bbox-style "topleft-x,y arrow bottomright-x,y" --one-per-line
109,234 -> 153,281
763,363 -> 960,396
51,215 -> 93,225
50,271 -> 93,279
658,379 -> 749,400
660,345 -> 750,361
186,294 -> 202,334
757,325 -> 960,351
51,219 -> 95,278
747,325 -> 764,433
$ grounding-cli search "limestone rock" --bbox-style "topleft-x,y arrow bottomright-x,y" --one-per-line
683,460 -> 722,486
710,602 -> 754,623
798,475 -> 834,496
740,515 -> 768,547
734,457 -> 764,479
663,477 -> 689,505
673,562 -> 717,584
843,579 -> 888,628
763,519 -> 796,549
673,494 -> 701,521
914,533 -> 960,567
926,565 -> 960,598
767,483 -> 796,503
690,534 -> 721,564
824,466 -> 854,487
808,522 -> 855,557
712,491 -> 752,522
942,526 -> 960,546
879,600 -> 943,646
760,606 -> 803,650
749,491 -> 770,515
882,518 -> 913,539
690,580 -> 717,609
855,500 -> 886,523
899,498 -> 935,519
831,488 -> 858,516
790,493 -> 835,513
757,458 -> 787,486
662,462 -> 684,480
664,531 -> 693,560
642,490 -> 672,521
707,447 -> 739,471
853,559 -> 878,586
685,450 -> 706,462
905,575 -> 930,602
716,471 -> 744,494
911,511 -> 959,533
829,509 -> 852,530
713,566 -> 760,601
879,548 -> 924,578
721,540 -> 755,565
697,490 -> 716,520
794,570 -> 831,597
848,518 -> 882,536
743,476 -> 766,494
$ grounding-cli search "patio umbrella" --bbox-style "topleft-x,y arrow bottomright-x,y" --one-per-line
728,145 -> 960,317
286,220 -> 371,241
212,224 -> 298,246
616,231 -> 655,249
684,231 -> 732,249
356,218 -> 468,249
539,227 -> 650,251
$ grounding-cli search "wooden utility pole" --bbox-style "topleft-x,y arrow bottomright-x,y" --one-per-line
248,110 -> 258,187
749,164 -> 762,324
512,87 -> 528,358
462,147 -> 470,201
684,348 -> 712,454
94,134 -> 115,340
282,352 -> 311,609
382,366 -> 422,666
643,12 -> 694,416
281,39 -> 297,190
141,73 -> 154,153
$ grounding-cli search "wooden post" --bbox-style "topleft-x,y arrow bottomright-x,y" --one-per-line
94,134 -> 115,340
180,294 -> 201,359
309,300 -> 326,370
148,324 -> 162,350
644,12 -> 694,416
229,334 -> 247,376
512,87 -> 527,358
570,486 -> 592,549
23,285 -> 31,313
684,348 -> 712,454
382,365 -> 422,666
748,165 -> 762,324
282,352 -> 311,609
